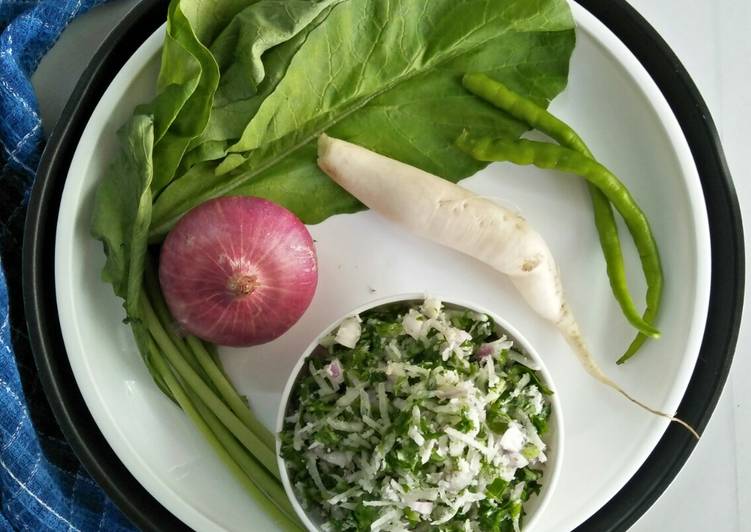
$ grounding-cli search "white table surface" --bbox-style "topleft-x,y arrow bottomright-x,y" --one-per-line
31,0 -> 750,530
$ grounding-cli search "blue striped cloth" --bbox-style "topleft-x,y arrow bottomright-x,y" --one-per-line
0,1 -> 136,530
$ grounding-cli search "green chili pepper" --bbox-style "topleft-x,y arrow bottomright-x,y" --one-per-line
461,73 -> 661,361
457,132 -> 663,360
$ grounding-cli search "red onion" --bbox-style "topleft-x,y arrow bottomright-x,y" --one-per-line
159,196 -> 318,347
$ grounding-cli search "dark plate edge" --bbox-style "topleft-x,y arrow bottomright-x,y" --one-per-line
22,0 -> 186,530
21,1 -> 744,531
575,1 -> 744,530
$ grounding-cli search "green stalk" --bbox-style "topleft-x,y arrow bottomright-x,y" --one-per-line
204,342 -> 225,370
143,260 -> 275,452
141,291 -> 281,480
136,328 -> 176,403
144,335 -> 300,530
144,259 -> 221,395
186,388 -> 299,526
186,336 -> 276,451
143,265 -> 219,393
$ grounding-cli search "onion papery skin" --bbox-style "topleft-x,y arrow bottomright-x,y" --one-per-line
159,196 -> 318,347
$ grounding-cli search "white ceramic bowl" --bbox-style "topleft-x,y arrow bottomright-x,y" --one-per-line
275,294 -> 564,532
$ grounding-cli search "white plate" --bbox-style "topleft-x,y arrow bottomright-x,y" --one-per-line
55,4 -> 710,531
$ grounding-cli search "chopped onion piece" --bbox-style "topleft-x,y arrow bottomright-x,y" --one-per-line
335,316 -> 362,348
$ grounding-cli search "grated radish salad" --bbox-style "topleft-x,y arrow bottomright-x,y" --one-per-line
280,298 -> 553,531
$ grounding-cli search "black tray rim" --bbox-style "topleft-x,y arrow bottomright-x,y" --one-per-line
22,1 -> 744,531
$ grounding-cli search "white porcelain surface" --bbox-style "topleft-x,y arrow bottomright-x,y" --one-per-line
51,4 -> 714,531
624,1 -> 749,529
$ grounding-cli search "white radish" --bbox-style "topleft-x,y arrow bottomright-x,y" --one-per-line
317,134 -> 697,438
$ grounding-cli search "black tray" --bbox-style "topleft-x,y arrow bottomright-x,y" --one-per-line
22,1 -> 744,531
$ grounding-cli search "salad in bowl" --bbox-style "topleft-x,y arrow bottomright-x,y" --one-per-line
277,296 -> 563,531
